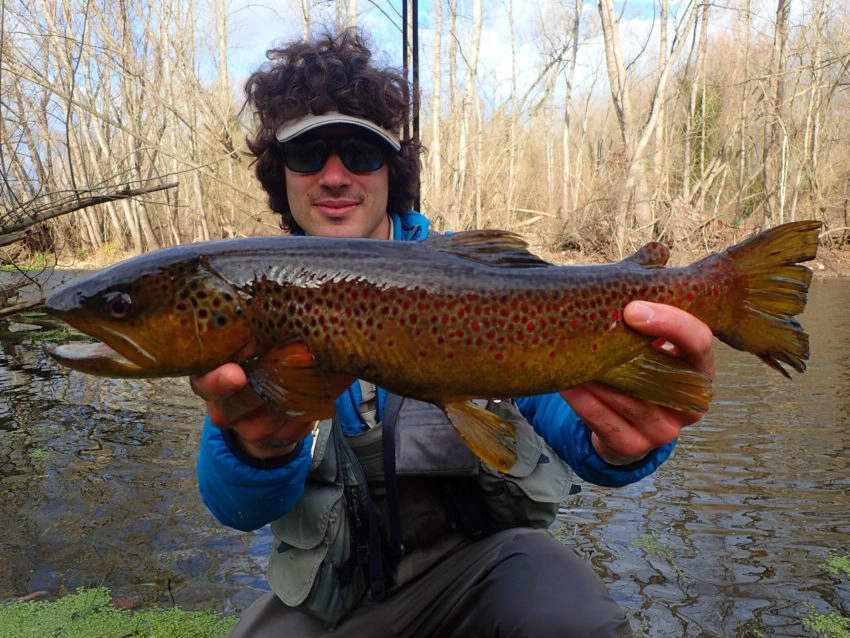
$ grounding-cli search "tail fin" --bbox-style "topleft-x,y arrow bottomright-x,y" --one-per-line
715,220 -> 821,377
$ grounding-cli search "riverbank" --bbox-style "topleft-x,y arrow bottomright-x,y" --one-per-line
46,223 -> 850,277
526,236 -> 850,277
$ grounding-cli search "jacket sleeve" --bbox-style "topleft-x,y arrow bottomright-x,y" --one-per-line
196,417 -> 313,531
514,393 -> 675,487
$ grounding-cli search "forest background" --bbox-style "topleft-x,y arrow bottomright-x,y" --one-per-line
2,0 -> 849,284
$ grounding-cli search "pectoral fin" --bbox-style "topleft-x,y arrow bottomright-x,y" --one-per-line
443,401 -> 517,473
242,341 -> 336,420
597,345 -> 712,413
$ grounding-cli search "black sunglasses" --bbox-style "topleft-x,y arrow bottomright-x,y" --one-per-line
282,135 -> 389,173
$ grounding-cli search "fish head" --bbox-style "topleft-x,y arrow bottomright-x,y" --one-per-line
45,253 -> 253,378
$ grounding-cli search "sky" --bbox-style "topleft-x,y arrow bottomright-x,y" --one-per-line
220,0 -> 680,113
219,0 -> 791,117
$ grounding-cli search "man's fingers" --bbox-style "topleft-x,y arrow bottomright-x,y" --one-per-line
190,363 -> 248,401
624,301 -> 716,378
189,363 -> 266,427
190,363 -> 354,430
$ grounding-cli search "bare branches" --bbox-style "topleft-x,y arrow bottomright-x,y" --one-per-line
1,0 -> 848,263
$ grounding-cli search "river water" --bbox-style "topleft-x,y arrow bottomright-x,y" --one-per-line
0,277 -> 847,635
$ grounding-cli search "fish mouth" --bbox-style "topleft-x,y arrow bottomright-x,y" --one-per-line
45,342 -> 155,378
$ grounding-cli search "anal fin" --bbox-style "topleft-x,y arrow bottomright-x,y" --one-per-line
242,341 -> 336,420
443,401 -> 517,473
597,345 -> 712,413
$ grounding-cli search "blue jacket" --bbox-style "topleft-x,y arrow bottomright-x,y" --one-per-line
197,210 -> 675,531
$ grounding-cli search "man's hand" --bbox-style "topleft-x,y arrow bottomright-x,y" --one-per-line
561,301 -> 716,466
191,363 -> 353,460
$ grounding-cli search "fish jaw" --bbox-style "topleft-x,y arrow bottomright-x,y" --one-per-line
44,256 -> 256,378
45,342 -> 156,378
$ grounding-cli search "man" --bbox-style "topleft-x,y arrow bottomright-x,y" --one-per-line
192,30 -> 715,637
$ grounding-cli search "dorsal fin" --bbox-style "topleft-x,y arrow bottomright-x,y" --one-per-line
624,242 -> 671,267
423,230 -> 552,268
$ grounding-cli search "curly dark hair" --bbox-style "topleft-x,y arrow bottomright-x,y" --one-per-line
244,29 -> 422,233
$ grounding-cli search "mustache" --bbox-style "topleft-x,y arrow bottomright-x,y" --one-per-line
309,186 -> 364,203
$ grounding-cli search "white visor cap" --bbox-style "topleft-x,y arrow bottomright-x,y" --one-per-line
275,111 -> 401,151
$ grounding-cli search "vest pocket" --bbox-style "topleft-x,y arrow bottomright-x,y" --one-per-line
475,400 -> 576,530
268,484 -> 346,607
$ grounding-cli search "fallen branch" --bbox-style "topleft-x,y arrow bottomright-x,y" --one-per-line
0,181 -> 178,247
0,299 -> 43,319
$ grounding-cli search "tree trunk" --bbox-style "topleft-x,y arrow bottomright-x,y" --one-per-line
561,0 -> 583,217
762,0 -> 791,223
429,0 -> 443,212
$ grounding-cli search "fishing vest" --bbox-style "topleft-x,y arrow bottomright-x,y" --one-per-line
266,393 -> 577,629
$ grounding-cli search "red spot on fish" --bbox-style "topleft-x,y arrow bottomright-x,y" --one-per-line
570,319 -> 579,330
526,321 -> 536,331
494,352 -> 503,361
612,309 -> 620,322
592,343 -> 598,351
485,330 -> 496,340
589,312 -> 597,321
419,349 -> 428,357
471,321 -> 481,333
686,291 -> 695,301
446,351 -> 454,359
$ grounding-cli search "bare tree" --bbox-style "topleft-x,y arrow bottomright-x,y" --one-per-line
562,0 -> 584,217
428,0 -> 443,213
596,0 -> 699,251
1,0 -> 252,260
3,0 -> 850,271
455,0 -> 482,228
762,0 -> 792,223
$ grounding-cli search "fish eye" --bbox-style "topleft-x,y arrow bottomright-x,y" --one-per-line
105,292 -> 133,319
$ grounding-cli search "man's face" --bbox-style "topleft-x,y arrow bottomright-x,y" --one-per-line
283,125 -> 392,240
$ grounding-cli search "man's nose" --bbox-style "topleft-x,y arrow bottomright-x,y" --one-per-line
317,151 -> 351,186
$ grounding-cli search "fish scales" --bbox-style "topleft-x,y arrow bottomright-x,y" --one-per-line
44,222 -> 821,472
226,256 -> 702,402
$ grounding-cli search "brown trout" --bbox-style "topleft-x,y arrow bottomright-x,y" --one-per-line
45,221 -> 821,471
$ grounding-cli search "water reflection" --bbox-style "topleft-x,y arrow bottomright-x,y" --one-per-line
0,278 -> 848,635
0,339 -> 271,613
